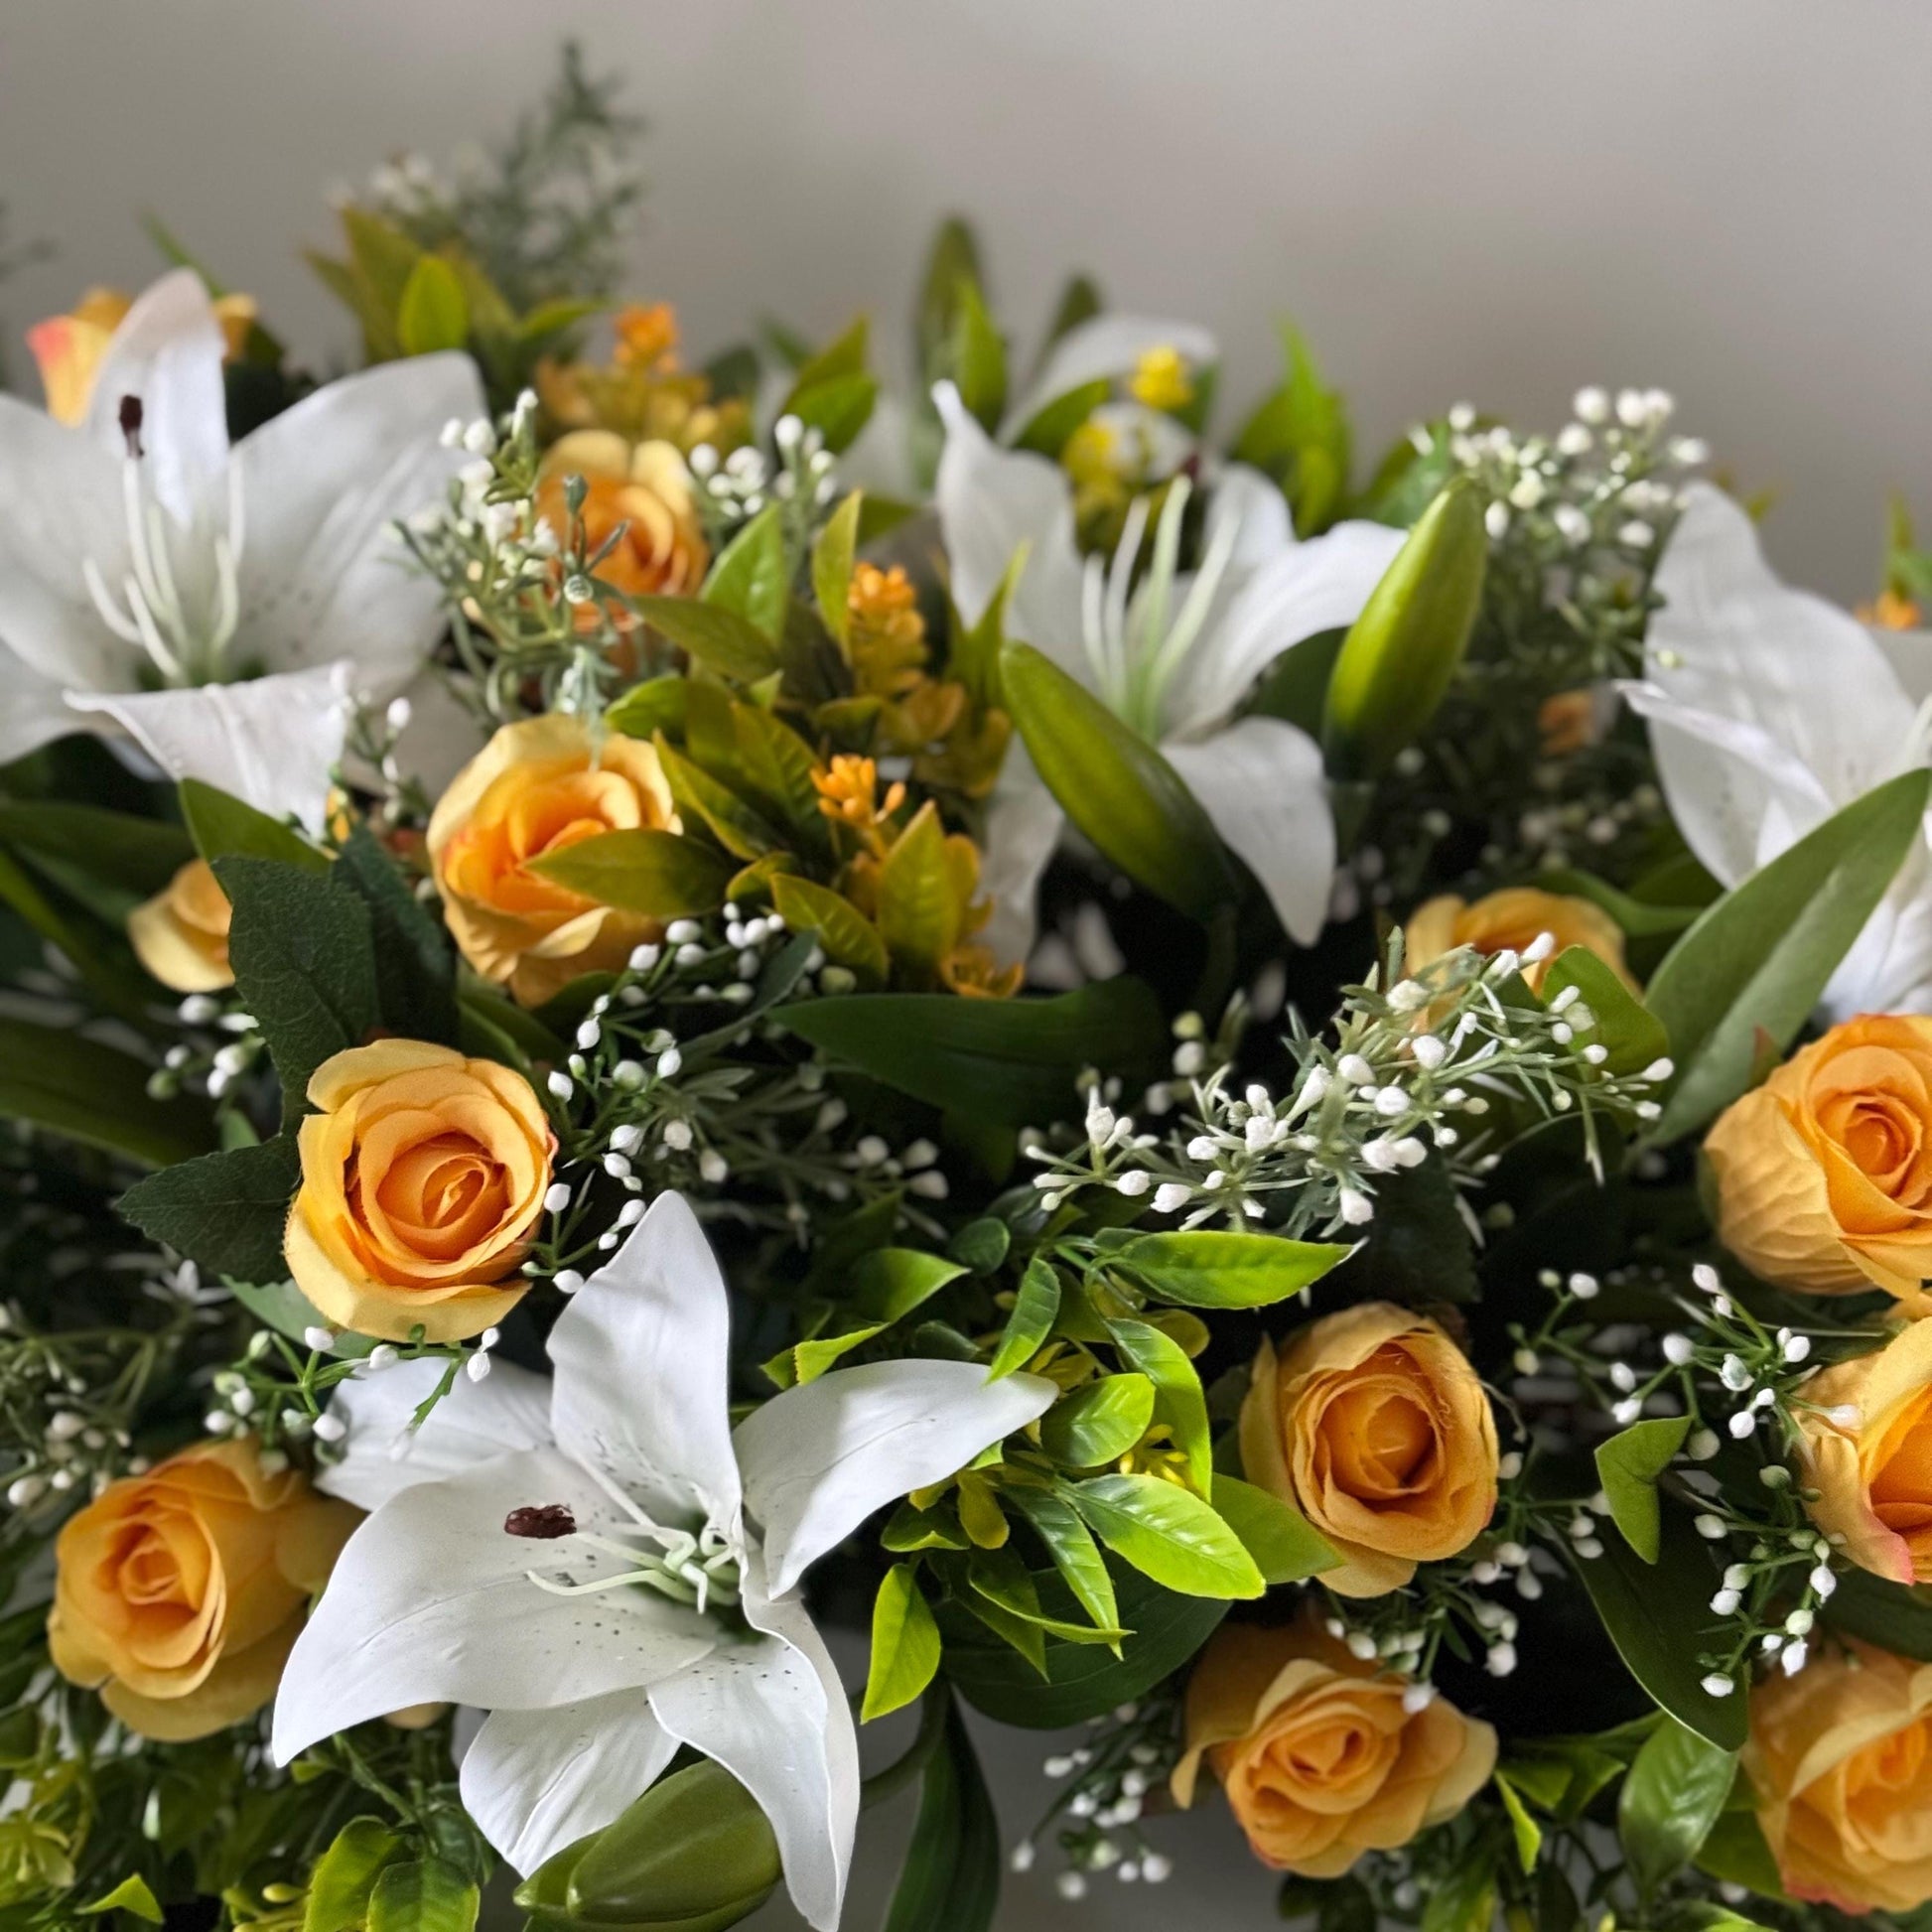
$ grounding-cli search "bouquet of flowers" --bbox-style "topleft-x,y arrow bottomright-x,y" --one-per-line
5,48 -> 1932,1932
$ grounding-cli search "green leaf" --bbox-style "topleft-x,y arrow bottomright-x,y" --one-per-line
1594,1416 -> 1692,1563
1573,1497 -> 1744,1749
1695,1806 -> 1785,1899
117,1136 -> 300,1287
1100,1229 -> 1353,1309
1068,1472 -> 1264,1598
790,371 -> 879,455
915,217 -> 983,378
232,1277 -> 375,1358
1230,322 -> 1351,532
987,1257 -> 1060,1379
528,828 -> 735,918
333,828 -> 458,1045
303,1817 -> 401,1932
1420,1844 -> 1497,1932
967,1545 -> 1127,1644
1322,479 -> 1487,779
864,1563 -> 943,1722
945,1562 -> 1225,1727
1209,1474 -> 1340,1585
395,255 -> 469,355
0,1018 -> 214,1167
782,316 -> 870,407
1005,1485 -> 1119,1636
1001,641 -> 1236,922
1820,1566 -> 1932,1659
877,802 -> 958,978
0,801 -> 193,896
1011,379 -> 1109,459
1618,1716 -> 1737,1898
215,857 -> 381,1125
853,1248 -> 969,1322
1040,1374 -> 1157,1467
1536,867 -> 1702,939
181,778 -> 328,872
366,1858 -> 478,1932
1105,1314 -> 1212,1495
703,501 -> 788,642
632,594 -> 781,682
1646,769 -> 1932,1140
1542,946 -> 1669,1077
949,278 -> 1007,429
812,489 -> 863,647
655,736 -> 783,862
340,207 -> 422,319
769,875 -> 888,987
882,1697 -> 1001,1932
81,1876 -> 164,1923
730,701 -> 832,856
777,977 -> 1167,1126
1495,1773 -> 1543,1873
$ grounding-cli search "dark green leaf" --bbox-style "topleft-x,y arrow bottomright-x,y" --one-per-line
949,279 -> 1007,429
632,594 -> 781,682
117,1136 -> 300,1287
180,778 -> 328,872
333,828 -> 457,1045
1618,1716 -> 1737,1898
1821,1566 -> 1932,1659
1595,1416 -> 1692,1563
882,1697 -> 1000,1932
790,371 -> 878,455
1210,1474 -> 1340,1585
527,829 -> 735,918
0,1018 -> 214,1167
1011,379 -> 1109,459
0,801 -> 192,896
1645,769 -> 1932,1141
781,316 -> 870,407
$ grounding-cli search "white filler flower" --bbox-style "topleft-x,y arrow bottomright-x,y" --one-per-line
271,1191 -> 1052,1928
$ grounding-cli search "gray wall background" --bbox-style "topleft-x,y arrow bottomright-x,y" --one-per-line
3,3 -> 1929,1926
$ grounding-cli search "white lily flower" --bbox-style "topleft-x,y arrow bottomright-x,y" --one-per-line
934,374 -> 1403,961
0,269 -> 483,828
271,1192 -> 1052,1926
1622,483 -> 1932,1016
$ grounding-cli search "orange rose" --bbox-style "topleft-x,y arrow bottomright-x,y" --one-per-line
429,715 -> 679,1008
127,858 -> 233,993
1239,1303 -> 1498,1596
1745,1638 -> 1932,1914
28,286 -> 256,426
1172,1614 -> 1496,1876
1796,1319 -> 1932,1584
1403,887 -> 1634,995
286,1039 -> 553,1343
536,431 -> 707,612
49,1439 -> 355,1741
1705,1016 -> 1932,1311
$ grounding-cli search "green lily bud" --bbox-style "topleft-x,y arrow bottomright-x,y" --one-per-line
1321,477 -> 1487,780
517,1760 -> 783,1932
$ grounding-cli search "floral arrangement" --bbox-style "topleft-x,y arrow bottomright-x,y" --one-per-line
5,47 -> 1932,1932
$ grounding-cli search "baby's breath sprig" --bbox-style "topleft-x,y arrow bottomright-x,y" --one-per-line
1015,1694 -> 1180,1900
688,411 -> 840,553
1028,937 -> 1664,1240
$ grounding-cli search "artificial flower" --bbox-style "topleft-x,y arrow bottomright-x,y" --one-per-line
1798,1318 -> 1932,1583
0,268 -> 482,826
1402,886 -> 1635,994
127,857 -> 233,992
1704,1014 -> 1932,1310
272,1192 -> 1053,1923
535,430 -> 707,616
934,368 -> 1403,962
50,1439 -> 355,1741
286,1040 -> 554,1342
1622,483 -> 1932,1018
1238,1303 -> 1498,1596
428,714 -> 679,1007
1171,1612 -> 1496,1876
28,284 -> 257,426
1744,1636 -> 1932,1914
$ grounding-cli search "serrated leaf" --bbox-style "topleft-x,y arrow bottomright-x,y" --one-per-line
117,1135 -> 300,1287
987,1257 -> 1059,1380
863,1563 -> 942,1722
527,829 -> 735,917
1068,1472 -> 1264,1598
333,827 -> 457,1045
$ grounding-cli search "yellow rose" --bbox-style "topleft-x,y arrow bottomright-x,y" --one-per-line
536,431 -> 708,613
1403,887 -> 1634,995
287,1039 -> 554,1343
28,286 -> 256,426
49,1439 -> 355,1741
1706,1015 -> 1932,1311
127,858 -> 233,993
1796,1319 -> 1932,1584
1172,1613 -> 1496,1877
429,715 -> 679,1008
1745,1638 -> 1932,1914
1239,1303 -> 1499,1596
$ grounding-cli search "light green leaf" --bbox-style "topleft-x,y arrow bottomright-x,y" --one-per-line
853,1249 -> 969,1322
605,673 -> 687,742
231,1278 -> 376,1360
812,489 -> 863,647
703,501 -> 789,642
1005,1485 -> 1119,1637
1494,1772 -> 1543,1873
1618,1716 -> 1737,1899
1100,1229 -> 1353,1309
1644,768 -> 1932,1142
967,1546 -> 1126,1645
949,278 -> 1007,430
1209,1475 -> 1340,1585
769,875 -> 888,987
654,736 -> 783,861
877,802 -> 958,978
987,1257 -> 1060,1380
365,1857 -> 479,1932
528,829 -> 735,917
1068,1472 -> 1264,1599
1541,946 -> 1669,1077
81,1876 -> 164,1923
790,372 -> 878,454
1040,1375 -> 1157,1467
863,1563 -> 942,1722
396,255 -> 469,355
1594,1416 -> 1691,1563
781,316 -> 870,407
303,1818 -> 401,1932
1011,379 -> 1109,459
632,594 -> 781,682
1105,1315 -> 1211,1496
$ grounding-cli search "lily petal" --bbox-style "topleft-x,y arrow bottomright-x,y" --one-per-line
649,1562 -> 857,1932
976,752 -> 1067,968
734,1360 -> 1056,1596
68,661 -> 353,831
932,382 -> 1087,678
461,1691 -> 677,1875
83,270 -> 229,528
271,1446 -> 716,1762
233,351 -> 483,685
1162,515 -> 1403,739
547,1192 -> 744,1529
1163,717 -> 1336,945
318,1357 -> 554,1515
1003,314 -> 1218,442
0,643 -> 85,765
